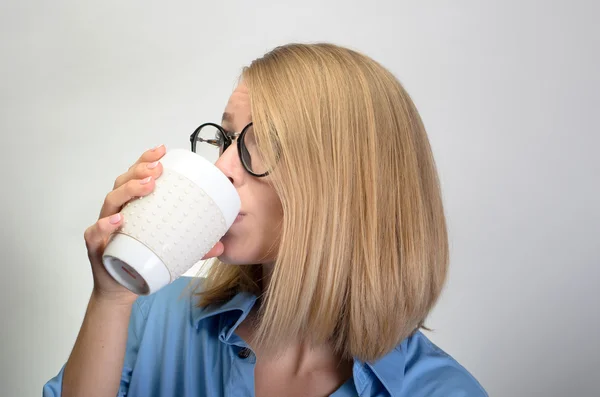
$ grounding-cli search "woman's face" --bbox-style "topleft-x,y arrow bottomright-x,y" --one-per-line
215,82 -> 283,265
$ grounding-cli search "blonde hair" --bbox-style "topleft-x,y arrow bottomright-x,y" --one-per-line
196,43 -> 448,362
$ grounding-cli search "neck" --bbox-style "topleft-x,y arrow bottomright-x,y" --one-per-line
237,263 -> 353,379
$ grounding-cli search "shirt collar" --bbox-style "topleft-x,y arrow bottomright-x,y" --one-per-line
191,290 -> 407,396
192,289 -> 257,332
363,344 -> 407,397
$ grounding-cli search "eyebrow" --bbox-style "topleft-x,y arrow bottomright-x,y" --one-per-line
221,112 -> 233,124
221,111 -> 251,132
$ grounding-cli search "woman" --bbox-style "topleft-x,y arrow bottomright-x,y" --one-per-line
44,43 -> 487,396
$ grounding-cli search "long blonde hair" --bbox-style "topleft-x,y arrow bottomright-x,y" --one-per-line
196,43 -> 448,362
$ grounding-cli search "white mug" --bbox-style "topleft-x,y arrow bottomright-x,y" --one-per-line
102,149 -> 240,295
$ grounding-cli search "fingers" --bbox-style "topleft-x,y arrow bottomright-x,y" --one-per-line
129,144 -> 167,173
84,213 -> 123,259
201,241 -> 224,260
113,145 -> 166,190
100,146 -> 166,219
99,174 -> 158,219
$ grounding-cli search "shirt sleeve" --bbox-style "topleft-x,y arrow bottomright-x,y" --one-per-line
42,298 -> 149,397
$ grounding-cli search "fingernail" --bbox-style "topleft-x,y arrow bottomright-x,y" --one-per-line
147,161 -> 159,169
140,176 -> 152,185
109,213 -> 121,224
150,144 -> 164,152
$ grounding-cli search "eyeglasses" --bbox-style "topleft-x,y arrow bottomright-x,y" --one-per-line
189,122 -> 269,177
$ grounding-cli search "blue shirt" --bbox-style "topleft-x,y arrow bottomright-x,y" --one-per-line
43,277 -> 487,396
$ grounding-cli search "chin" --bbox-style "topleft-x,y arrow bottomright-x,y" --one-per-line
217,234 -> 251,265
217,224 -> 278,265
216,253 -> 246,265
217,240 -> 275,266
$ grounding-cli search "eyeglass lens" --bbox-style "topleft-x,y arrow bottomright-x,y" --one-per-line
194,124 -> 267,175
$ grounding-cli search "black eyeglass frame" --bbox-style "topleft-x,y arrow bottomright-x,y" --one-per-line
189,122 -> 269,178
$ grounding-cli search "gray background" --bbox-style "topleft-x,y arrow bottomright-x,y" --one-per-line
1,1 -> 598,396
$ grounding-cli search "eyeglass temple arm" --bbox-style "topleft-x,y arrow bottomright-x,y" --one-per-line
189,130 -> 241,148
194,137 -> 221,147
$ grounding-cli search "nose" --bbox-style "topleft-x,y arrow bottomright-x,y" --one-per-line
215,142 -> 242,186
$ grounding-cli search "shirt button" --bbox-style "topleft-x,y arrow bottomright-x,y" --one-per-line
237,348 -> 251,359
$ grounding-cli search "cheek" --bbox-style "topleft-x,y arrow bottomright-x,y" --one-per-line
219,201 -> 282,264
218,216 -> 276,264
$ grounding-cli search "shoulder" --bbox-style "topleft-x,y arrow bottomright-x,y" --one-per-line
129,276 -> 203,333
398,331 -> 488,396
134,276 -> 200,313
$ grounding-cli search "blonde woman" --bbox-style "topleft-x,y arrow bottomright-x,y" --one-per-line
44,43 -> 487,397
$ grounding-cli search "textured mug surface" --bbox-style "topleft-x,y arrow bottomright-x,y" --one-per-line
116,168 -> 227,279
103,149 -> 240,294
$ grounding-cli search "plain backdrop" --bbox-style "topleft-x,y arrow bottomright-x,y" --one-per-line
1,1 -> 598,396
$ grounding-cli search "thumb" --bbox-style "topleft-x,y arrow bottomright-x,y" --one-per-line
201,241 -> 224,260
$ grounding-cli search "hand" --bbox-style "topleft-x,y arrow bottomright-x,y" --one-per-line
83,145 -> 224,304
